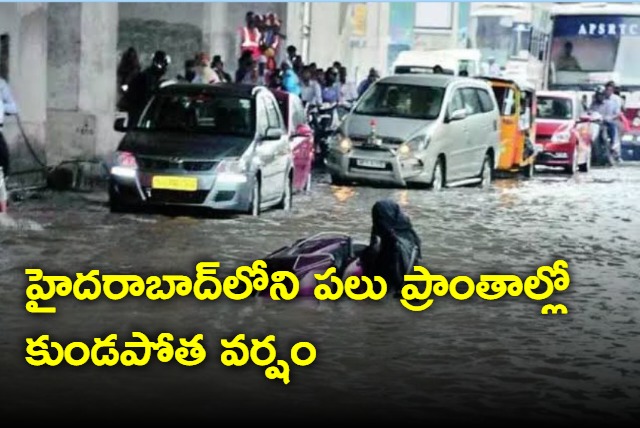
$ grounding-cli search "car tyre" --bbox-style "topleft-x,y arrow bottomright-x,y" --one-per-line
276,173 -> 293,211
249,177 -> 261,217
430,158 -> 445,191
522,161 -> 534,178
108,185 -> 131,213
579,149 -> 591,173
304,171 -> 312,192
330,174 -> 347,186
565,148 -> 578,175
479,154 -> 493,188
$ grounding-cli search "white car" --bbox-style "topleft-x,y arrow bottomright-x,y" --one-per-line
325,74 -> 501,190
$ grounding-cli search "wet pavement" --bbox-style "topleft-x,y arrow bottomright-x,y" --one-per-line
1,164 -> 640,422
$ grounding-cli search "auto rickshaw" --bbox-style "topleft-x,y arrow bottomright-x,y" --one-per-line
477,76 -> 537,177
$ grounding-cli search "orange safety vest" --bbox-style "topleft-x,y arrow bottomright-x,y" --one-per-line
241,27 -> 262,57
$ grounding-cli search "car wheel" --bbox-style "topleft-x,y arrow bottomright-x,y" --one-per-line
108,186 -> 130,213
565,148 -> 578,175
579,149 -> 591,173
276,173 -> 293,211
330,174 -> 347,186
479,154 -> 492,188
249,177 -> 261,217
304,171 -> 312,192
431,158 -> 445,191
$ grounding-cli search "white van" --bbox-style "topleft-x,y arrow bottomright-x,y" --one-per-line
392,49 -> 482,77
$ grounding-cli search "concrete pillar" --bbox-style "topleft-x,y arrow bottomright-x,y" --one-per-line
0,3 -> 48,186
47,2 -> 119,165
203,2 -> 231,65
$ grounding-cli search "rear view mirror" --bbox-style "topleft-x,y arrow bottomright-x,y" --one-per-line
114,117 -> 127,132
448,108 -> 467,122
264,128 -> 283,140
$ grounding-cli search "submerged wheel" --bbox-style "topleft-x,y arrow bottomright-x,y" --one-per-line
431,158 -> 445,191
579,149 -> 591,173
565,148 -> 578,175
249,177 -> 261,216
330,174 -> 347,186
522,161 -> 534,178
277,174 -> 293,211
479,154 -> 493,188
304,171 -> 312,192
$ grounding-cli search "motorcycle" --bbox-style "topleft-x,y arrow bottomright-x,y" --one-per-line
306,102 -> 340,167
587,112 -> 615,167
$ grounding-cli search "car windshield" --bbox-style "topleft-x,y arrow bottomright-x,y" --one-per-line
353,82 -> 445,120
537,96 -> 573,120
137,93 -> 255,136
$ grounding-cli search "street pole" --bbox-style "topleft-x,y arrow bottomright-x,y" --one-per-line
301,2 -> 311,63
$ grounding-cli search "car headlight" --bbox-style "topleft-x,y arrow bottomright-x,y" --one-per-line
633,117 -> 640,128
216,158 -> 248,183
622,134 -> 634,143
398,136 -> 428,158
110,151 -> 138,178
551,131 -> 571,144
329,133 -> 352,154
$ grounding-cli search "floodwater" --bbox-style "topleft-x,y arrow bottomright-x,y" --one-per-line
1,165 -> 640,423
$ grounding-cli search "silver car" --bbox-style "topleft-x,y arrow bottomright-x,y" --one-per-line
109,83 -> 293,216
325,74 -> 500,190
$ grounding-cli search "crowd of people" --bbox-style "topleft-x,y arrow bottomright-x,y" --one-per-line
115,10 -> 382,127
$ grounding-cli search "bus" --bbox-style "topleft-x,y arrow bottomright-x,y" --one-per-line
468,2 -> 552,88
544,3 -> 640,95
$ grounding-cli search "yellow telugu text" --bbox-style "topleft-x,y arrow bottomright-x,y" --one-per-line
25,332 -> 206,367
400,260 -> 570,312
221,334 -> 317,385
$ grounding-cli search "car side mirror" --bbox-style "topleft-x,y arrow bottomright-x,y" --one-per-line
114,117 -> 127,132
294,124 -> 313,137
447,108 -> 467,122
264,128 -> 283,140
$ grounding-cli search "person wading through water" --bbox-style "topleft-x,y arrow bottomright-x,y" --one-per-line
361,199 -> 422,297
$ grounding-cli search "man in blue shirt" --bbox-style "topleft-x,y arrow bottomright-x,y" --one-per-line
357,68 -> 380,98
321,68 -> 341,104
0,77 -> 18,177
299,66 -> 322,106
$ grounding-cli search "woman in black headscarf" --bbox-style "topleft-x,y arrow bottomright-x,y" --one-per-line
361,199 -> 422,297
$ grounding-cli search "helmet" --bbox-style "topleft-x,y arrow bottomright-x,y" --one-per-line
152,51 -> 171,71
594,85 -> 606,95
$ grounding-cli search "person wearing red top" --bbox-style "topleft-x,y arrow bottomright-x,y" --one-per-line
240,11 -> 262,61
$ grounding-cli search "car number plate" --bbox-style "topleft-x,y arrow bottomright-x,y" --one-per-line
151,176 -> 198,191
356,159 -> 386,169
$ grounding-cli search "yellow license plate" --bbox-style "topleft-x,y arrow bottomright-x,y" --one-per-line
151,176 -> 198,191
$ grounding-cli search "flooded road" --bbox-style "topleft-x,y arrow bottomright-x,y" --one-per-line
1,165 -> 640,423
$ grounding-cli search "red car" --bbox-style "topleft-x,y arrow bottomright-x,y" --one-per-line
535,91 -> 593,174
271,89 -> 315,192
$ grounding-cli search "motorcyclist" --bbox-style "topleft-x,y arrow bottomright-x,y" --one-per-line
122,50 -> 171,129
321,68 -> 342,104
300,66 -> 322,107
361,199 -> 422,297
605,81 -> 624,163
589,85 -> 615,166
